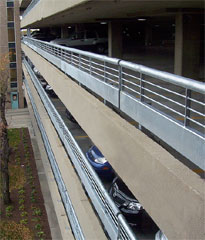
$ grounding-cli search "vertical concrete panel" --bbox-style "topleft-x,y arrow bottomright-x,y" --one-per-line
0,0 -> 9,54
14,0 -> 24,108
174,13 -> 183,76
174,13 -> 201,80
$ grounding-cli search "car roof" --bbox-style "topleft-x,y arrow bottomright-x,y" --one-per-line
90,145 -> 104,158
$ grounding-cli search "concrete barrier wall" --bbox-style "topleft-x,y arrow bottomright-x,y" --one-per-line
21,0 -> 88,28
23,63 -> 107,240
22,44 -> 205,240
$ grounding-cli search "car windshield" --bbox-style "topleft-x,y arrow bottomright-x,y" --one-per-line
116,178 -> 136,199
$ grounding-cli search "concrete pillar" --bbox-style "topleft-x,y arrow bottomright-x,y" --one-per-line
145,23 -> 152,46
61,26 -> 69,38
27,28 -> 31,37
108,22 -> 122,59
174,14 -> 201,80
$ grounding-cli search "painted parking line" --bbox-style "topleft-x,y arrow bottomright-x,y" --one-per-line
192,169 -> 205,174
75,135 -> 89,139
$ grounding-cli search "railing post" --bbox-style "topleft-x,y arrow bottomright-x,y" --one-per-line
140,72 -> 144,102
79,54 -> 81,70
118,64 -> 122,110
104,61 -> 107,105
139,71 -> 145,131
89,57 -> 92,75
184,88 -> 191,126
71,52 -> 73,66
117,213 -> 121,240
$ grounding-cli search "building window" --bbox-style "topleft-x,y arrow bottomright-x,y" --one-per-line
8,42 -> 15,48
9,49 -> 16,62
10,82 -> 17,88
7,8 -> 14,21
10,62 -> 16,68
7,1 -> 14,8
10,69 -> 17,79
8,22 -> 14,28
8,28 -> 15,42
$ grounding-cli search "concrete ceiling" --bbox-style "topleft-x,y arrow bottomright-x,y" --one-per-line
22,0 -> 204,28
20,0 -> 32,9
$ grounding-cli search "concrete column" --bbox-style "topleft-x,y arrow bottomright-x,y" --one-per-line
60,26 -> 69,38
27,28 -> 31,37
145,23 -> 152,46
108,22 -> 122,59
174,14 -> 201,80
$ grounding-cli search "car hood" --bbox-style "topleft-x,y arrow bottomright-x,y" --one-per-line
113,182 -> 138,205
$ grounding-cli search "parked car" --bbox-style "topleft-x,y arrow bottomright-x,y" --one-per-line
31,31 -> 56,42
39,79 -> 47,89
86,145 -> 114,179
65,109 -> 77,123
45,84 -> 56,97
155,230 -> 168,240
109,176 -> 143,226
50,30 -> 108,54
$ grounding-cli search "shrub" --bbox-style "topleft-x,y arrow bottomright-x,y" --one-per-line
36,231 -> 45,238
35,223 -> 42,230
5,205 -> 14,217
0,220 -> 32,240
19,205 -> 25,211
19,198 -> 25,205
18,188 -> 25,195
21,211 -> 28,217
32,207 -> 42,216
20,219 -> 28,225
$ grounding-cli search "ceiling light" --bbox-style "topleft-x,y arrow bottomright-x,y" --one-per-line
68,26 -> 72,28
100,22 -> 107,25
138,18 -> 146,21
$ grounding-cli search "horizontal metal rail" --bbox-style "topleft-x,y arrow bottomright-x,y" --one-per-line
24,78 -> 85,240
23,59 -> 137,240
22,37 -> 205,171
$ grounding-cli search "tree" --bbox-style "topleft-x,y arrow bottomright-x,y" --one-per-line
0,53 -> 11,204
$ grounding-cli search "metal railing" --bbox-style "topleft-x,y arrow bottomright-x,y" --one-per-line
24,78 -> 85,240
22,0 -> 40,18
23,58 -> 137,240
22,37 -> 205,171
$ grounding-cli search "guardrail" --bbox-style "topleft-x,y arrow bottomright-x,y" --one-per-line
23,59 -> 137,240
24,77 -> 85,240
22,0 -> 40,18
22,37 -> 205,171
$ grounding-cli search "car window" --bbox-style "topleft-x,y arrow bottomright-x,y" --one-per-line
86,31 -> 97,39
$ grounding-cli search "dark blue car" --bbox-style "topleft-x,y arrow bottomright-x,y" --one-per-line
86,146 -> 114,179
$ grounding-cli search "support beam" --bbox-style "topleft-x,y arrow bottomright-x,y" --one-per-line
60,26 -> 69,38
22,43 -> 205,240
